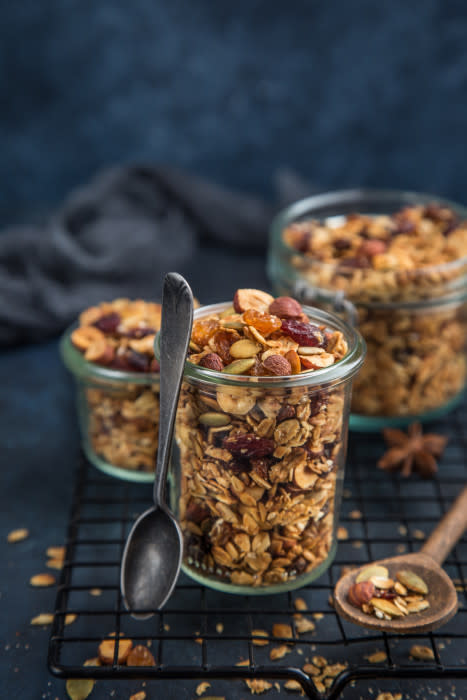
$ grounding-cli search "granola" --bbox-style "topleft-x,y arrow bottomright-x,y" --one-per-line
174,290 -> 357,590
68,299 -> 162,474
281,203 -> 467,417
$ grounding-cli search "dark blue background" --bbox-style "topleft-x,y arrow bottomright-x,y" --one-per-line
2,0 -> 467,216
2,2 -> 467,698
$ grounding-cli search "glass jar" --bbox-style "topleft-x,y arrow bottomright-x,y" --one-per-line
162,302 -> 365,594
60,326 -> 160,482
268,189 -> 467,431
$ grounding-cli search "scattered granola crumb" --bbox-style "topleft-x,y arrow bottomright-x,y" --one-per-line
274,683 -> 280,691
90,588 -> 102,596
398,525 -> 408,536
343,489 -> 352,499
163,624 -> 170,632
303,663 -> 320,675
272,623 -> 293,639
194,637 -> 203,645
46,546 -> 65,559
366,651 -> 387,663
47,558 -> 64,570
129,693 -> 146,700
270,645 -> 290,660
413,529 -> 426,540
352,540 -> 363,549
312,613 -> 324,621
251,629 -> 269,646
65,614 -> 78,626
396,544 -> 407,553
294,597 -> 307,612
65,678 -> 95,700
295,617 -> 315,634
337,526 -> 348,540
30,573 -> 56,587
196,682 -> 211,696
235,659 -> 250,667
30,613 -> 54,626
349,510 -> 362,520
216,623 -> 224,634
283,679 -> 303,693
245,679 -> 273,694
376,694 -> 402,700
410,644 -> 435,660
7,528 -> 29,543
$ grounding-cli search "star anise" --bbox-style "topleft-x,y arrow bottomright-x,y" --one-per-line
377,422 -> 448,478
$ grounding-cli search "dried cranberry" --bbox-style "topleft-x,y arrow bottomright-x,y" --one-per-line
338,256 -> 370,269
93,312 -> 121,334
185,501 -> 210,524
223,433 -> 275,458
123,326 -> 156,339
393,218 -> 415,235
150,358 -> 160,373
293,556 -> 307,574
250,457 -> 271,480
126,350 -> 150,372
333,238 -> 352,250
374,590 -> 397,600
281,319 -> 324,347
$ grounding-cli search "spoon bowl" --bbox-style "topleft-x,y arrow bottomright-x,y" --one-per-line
121,272 -> 193,616
334,485 -> 467,634
334,551 -> 458,634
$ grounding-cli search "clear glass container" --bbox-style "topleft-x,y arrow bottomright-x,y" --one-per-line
268,189 -> 467,431
60,326 -> 160,482
159,302 -> 365,594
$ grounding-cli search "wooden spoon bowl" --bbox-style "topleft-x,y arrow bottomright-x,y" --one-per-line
334,485 -> 467,634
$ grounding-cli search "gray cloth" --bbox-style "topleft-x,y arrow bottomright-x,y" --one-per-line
0,165 -> 284,346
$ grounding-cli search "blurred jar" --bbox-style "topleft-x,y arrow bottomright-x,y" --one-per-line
268,190 -> 467,431
61,299 -> 161,482
160,302 -> 365,594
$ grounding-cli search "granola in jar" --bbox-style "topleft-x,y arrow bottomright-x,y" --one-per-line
269,192 -> 467,425
170,289 -> 365,592
61,299 -> 162,481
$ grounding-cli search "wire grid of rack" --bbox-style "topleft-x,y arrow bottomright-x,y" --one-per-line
48,406 -> 467,700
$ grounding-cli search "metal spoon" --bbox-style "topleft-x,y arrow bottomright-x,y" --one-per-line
334,485 -> 467,634
120,272 -> 193,618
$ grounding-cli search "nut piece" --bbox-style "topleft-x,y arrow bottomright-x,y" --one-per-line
30,573 -> 56,587
200,353 -> 224,371
98,632 -> 133,665
348,581 -> 375,608
410,644 -> 435,660
268,297 -> 303,319
355,565 -> 389,583
233,289 -> 274,313
371,598 -> 405,617
7,528 -> 29,543
126,645 -> 156,666
396,570 -> 428,594
263,354 -> 292,376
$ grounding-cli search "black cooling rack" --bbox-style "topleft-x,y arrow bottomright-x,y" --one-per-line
48,407 -> 467,700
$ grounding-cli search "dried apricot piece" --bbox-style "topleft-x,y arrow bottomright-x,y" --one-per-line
191,318 -> 219,347
243,309 -> 282,336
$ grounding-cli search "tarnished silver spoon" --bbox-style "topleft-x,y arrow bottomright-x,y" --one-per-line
120,272 -> 193,618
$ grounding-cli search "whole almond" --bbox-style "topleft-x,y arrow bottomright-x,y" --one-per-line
285,349 -> 301,374
348,580 -> 375,608
233,289 -> 274,313
268,296 -> 303,319
199,353 -> 224,371
263,354 -> 292,376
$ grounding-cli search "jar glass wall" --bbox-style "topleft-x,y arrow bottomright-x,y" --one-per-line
162,303 -> 365,594
60,327 -> 160,482
268,190 -> 467,430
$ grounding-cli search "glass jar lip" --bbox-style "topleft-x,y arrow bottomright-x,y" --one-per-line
270,188 -> 467,280
59,323 -> 160,384
155,301 -> 366,388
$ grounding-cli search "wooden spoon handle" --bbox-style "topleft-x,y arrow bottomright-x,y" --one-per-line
421,485 -> 467,565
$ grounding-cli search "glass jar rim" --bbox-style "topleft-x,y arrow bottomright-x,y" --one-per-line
60,323 -> 160,384
154,301 -> 366,389
270,188 -> 467,283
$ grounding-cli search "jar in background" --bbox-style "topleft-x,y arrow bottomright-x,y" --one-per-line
162,301 -> 365,594
268,190 -> 467,431
60,299 -> 161,482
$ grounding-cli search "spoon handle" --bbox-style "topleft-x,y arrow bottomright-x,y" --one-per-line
153,273 -> 193,508
420,485 -> 467,565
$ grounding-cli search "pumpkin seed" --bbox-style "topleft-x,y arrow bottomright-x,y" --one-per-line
356,565 -> 389,584
198,412 -> 231,427
219,306 -> 236,318
407,600 -> 430,613
222,358 -> 256,374
396,570 -> 428,594
66,678 -> 95,700
371,598 -> 405,617
229,339 -> 261,359
394,581 -> 408,596
221,321 -> 245,330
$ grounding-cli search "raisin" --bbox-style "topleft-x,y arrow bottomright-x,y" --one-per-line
333,237 -> 352,250
277,404 -> 296,422
122,326 -> 156,339
150,358 -> 160,373
211,329 -> 239,363
250,457 -> 271,480
223,433 -> 275,458
126,350 -> 150,372
281,319 -> 325,347
191,318 -> 219,347
243,309 -> 282,336
93,312 -> 121,334
185,501 -> 211,524
293,556 -> 307,574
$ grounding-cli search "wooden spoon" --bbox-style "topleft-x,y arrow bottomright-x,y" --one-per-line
334,485 -> 467,634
